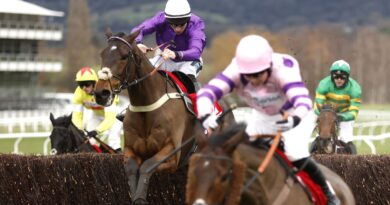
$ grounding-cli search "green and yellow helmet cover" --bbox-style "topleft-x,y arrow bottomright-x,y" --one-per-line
330,60 -> 350,74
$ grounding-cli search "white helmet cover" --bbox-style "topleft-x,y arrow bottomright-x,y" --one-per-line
165,0 -> 191,18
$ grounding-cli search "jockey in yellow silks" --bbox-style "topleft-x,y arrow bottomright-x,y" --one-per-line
71,67 -> 122,153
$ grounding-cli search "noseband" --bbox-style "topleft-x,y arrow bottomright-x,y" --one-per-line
102,36 -> 158,94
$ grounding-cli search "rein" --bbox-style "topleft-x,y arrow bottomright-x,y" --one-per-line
105,36 -> 169,94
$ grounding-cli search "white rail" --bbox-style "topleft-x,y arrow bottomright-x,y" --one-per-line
1,107 -> 389,155
233,107 -> 390,154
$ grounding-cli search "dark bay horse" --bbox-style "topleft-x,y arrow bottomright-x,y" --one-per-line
94,29 -> 220,204
186,123 -> 355,205
49,113 -> 97,154
311,104 -> 353,154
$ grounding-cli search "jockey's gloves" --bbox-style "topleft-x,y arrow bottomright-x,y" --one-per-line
201,114 -> 219,130
275,116 -> 301,132
137,43 -> 148,54
196,97 -> 214,119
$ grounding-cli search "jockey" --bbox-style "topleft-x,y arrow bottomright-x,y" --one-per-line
312,60 -> 362,154
130,0 -> 206,90
71,67 -> 122,153
197,35 -> 340,205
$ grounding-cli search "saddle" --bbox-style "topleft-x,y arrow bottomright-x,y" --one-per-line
249,141 -> 327,205
160,70 -> 222,116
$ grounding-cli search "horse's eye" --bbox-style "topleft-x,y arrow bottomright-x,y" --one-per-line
220,171 -> 231,182
120,54 -> 128,60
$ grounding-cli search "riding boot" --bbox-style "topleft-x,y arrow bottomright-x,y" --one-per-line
309,137 -> 319,153
292,157 -> 341,205
345,141 -> 357,154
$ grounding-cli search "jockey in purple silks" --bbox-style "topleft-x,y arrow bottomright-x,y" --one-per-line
197,35 -> 341,205
130,0 -> 206,90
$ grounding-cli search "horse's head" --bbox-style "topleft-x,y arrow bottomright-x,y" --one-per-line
49,113 -> 91,154
317,103 -> 338,154
49,113 -> 73,155
94,28 -> 141,106
186,123 -> 247,205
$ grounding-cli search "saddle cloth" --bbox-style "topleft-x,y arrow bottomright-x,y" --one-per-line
161,70 -> 222,116
275,149 -> 327,205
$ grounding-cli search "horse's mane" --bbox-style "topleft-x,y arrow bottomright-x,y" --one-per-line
114,32 -> 126,37
208,123 -> 246,148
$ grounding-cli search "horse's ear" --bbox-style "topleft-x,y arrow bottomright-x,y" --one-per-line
222,123 -> 247,155
128,28 -> 141,44
105,27 -> 113,39
49,113 -> 55,124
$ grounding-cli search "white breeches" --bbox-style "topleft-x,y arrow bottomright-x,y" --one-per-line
149,55 -> 202,77
338,121 -> 354,143
85,112 -> 122,150
246,109 -> 316,161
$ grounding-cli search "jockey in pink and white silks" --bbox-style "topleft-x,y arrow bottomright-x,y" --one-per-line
197,35 -> 340,205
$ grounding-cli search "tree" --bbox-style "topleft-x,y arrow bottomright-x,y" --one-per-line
62,0 -> 97,91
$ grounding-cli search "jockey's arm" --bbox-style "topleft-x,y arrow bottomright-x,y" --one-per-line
313,79 -> 329,116
130,12 -> 162,44
178,21 -> 206,61
71,89 -> 85,130
71,105 -> 84,130
196,65 -> 240,118
95,103 -> 118,134
338,86 -> 362,121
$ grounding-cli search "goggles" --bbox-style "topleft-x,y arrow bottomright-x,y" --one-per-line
170,23 -> 187,28
332,73 -> 348,80
243,69 -> 269,78
78,81 -> 95,88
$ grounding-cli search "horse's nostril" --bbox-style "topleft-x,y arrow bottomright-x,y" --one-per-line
101,90 -> 111,98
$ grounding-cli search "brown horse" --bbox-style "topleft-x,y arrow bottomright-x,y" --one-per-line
186,123 -> 355,205
311,103 -> 353,154
94,29 -> 234,205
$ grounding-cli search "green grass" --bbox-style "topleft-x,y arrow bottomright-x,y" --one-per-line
2,105 -> 390,155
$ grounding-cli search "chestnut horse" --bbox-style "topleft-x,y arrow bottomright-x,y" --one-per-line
186,123 -> 355,205
94,29 -> 234,205
311,104 -> 353,154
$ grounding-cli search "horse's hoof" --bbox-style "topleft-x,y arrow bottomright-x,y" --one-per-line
132,198 -> 148,205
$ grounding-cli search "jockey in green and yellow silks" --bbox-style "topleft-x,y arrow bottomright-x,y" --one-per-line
72,67 -> 122,153
313,60 -> 362,154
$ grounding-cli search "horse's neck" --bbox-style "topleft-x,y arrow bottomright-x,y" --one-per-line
127,57 -> 173,106
69,124 -> 85,144
239,146 -> 290,200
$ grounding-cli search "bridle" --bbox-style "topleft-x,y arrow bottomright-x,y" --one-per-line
318,107 -> 338,137
50,125 -> 90,155
192,153 -> 234,205
103,36 -> 167,94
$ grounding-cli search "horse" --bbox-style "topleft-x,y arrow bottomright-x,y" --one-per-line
49,113 -> 97,154
93,29 -> 235,205
186,123 -> 355,205
311,103 -> 353,154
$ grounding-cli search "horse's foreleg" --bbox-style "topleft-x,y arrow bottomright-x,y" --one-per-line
125,158 -> 139,198
124,151 -> 141,199
132,143 -> 176,205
